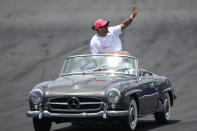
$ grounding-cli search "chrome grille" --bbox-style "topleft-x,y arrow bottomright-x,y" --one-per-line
47,97 -> 103,113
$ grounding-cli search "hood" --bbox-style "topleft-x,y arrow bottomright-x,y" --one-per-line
45,74 -> 129,97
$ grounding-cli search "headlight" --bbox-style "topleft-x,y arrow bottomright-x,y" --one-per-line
29,89 -> 43,105
106,88 -> 121,104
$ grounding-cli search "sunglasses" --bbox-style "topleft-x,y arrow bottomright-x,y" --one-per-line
100,24 -> 109,29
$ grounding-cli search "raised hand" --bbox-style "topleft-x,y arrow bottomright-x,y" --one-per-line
132,6 -> 139,18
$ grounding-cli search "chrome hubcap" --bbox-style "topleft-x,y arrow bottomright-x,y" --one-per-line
164,98 -> 170,118
129,106 -> 136,127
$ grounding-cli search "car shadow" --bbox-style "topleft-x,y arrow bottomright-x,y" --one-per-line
135,120 -> 180,131
52,120 -> 180,131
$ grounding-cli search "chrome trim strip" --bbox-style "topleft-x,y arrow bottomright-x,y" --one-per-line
26,110 -> 128,118
59,60 -> 68,77
47,102 -> 103,105
136,58 -> 138,76
67,54 -> 136,59
48,106 -> 102,112
48,108 -> 102,112
80,102 -> 104,105
139,92 -> 159,99
61,72 -> 136,76
162,87 -> 173,93
125,89 -> 142,97
47,102 -> 68,105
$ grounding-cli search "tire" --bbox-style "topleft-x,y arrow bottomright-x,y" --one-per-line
154,92 -> 171,124
128,98 -> 138,130
33,118 -> 52,131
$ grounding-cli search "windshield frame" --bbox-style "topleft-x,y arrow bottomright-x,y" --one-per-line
59,54 -> 138,76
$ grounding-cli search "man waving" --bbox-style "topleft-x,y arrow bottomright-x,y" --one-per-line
90,6 -> 139,54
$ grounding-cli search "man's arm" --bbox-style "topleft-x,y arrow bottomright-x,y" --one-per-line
120,6 -> 139,31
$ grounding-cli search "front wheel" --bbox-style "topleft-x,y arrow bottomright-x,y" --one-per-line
154,92 -> 171,124
33,118 -> 52,131
128,98 -> 138,130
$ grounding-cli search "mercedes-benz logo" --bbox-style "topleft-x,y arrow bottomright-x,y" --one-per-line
68,97 -> 80,110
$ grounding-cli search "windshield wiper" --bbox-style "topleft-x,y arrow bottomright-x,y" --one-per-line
91,68 -> 108,72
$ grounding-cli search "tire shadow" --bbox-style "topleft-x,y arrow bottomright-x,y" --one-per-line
52,120 -> 180,131
135,120 -> 180,131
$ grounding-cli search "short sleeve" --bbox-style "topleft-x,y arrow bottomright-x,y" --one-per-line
109,25 -> 122,36
90,44 -> 99,54
90,37 -> 100,54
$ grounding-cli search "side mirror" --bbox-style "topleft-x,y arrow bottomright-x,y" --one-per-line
138,72 -> 143,81
138,69 -> 153,77
138,69 -> 145,75
138,69 -> 144,81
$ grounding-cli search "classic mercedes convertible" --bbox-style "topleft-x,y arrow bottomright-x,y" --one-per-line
26,51 -> 176,131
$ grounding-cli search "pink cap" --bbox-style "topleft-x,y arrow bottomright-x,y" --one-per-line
94,19 -> 109,30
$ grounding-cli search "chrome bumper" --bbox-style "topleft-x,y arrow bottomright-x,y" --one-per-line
26,110 -> 128,118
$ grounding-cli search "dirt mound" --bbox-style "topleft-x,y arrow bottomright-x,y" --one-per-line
0,0 -> 197,130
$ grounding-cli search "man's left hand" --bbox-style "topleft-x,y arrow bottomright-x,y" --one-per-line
132,6 -> 139,18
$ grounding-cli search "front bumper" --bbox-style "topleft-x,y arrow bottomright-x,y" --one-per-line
26,110 -> 128,119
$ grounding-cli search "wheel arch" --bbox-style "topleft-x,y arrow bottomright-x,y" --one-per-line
168,91 -> 174,106
128,93 -> 139,114
125,89 -> 141,112
162,88 -> 174,106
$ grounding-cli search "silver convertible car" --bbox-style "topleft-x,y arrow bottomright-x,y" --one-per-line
26,52 -> 176,131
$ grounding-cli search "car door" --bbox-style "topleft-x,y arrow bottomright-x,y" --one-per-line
138,76 -> 159,115
145,76 -> 159,113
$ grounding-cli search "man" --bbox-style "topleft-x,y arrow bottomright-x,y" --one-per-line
90,6 -> 139,54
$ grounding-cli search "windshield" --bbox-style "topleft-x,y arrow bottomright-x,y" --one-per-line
61,55 -> 137,75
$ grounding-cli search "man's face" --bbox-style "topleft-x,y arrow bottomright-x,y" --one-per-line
98,24 -> 108,36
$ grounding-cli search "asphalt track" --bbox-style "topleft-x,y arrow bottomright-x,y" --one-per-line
0,0 -> 197,131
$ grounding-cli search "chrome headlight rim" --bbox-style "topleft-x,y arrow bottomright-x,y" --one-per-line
29,89 -> 44,105
106,88 -> 121,104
